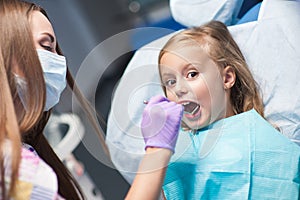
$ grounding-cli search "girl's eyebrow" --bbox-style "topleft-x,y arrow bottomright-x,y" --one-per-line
182,63 -> 198,72
161,64 -> 195,77
188,63 -> 201,67
161,72 -> 174,77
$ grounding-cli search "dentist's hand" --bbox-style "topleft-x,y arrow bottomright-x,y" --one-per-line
141,95 -> 183,153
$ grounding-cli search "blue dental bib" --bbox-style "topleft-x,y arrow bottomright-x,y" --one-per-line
163,109 -> 300,199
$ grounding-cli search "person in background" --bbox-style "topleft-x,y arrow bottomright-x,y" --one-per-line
0,0 -> 107,199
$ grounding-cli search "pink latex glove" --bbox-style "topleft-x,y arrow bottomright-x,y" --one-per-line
141,95 -> 183,153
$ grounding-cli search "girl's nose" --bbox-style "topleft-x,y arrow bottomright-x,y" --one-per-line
174,79 -> 188,97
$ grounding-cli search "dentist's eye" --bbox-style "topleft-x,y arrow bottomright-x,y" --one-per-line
39,34 -> 56,52
41,44 -> 53,52
187,71 -> 198,78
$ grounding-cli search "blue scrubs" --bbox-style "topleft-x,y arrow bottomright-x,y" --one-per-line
163,109 -> 300,199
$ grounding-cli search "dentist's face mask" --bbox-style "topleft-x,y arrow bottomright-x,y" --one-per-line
15,49 -> 67,111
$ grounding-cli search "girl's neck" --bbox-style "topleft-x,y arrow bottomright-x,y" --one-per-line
225,107 -> 235,118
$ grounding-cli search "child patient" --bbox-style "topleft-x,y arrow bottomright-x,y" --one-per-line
132,20 -> 300,199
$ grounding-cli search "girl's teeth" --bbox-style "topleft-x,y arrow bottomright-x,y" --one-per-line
191,105 -> 199,115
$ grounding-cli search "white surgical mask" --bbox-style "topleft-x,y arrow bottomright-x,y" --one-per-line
170,0 -> 244,27
14,49 -> 67,111
37,49 -> 67,111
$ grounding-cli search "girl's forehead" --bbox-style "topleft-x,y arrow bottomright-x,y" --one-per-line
160,49 -> 219,76
161,46 -> 212,66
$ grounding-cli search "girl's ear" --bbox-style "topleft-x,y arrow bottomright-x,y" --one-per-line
223,65 -> 236,90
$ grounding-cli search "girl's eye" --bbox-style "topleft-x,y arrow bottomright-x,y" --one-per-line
187,71 -> 198,78
165,79 -> 176,87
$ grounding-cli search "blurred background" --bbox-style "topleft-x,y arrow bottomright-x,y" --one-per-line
28,0 -> 261,199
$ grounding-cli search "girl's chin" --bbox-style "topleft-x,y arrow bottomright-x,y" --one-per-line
183,112 -> 212,131
183,119 -> 207,131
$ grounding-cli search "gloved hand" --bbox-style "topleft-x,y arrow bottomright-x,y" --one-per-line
141,95 -> 183,153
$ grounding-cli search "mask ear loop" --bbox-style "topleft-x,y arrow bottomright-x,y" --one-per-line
14,73 -> 29,111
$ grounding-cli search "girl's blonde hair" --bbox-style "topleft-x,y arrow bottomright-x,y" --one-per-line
159,20 -> 264,118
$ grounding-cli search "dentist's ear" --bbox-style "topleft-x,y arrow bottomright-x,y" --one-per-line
223,66 -> 236,90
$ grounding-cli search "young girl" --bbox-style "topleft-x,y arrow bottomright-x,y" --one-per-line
127,21 -> 300,199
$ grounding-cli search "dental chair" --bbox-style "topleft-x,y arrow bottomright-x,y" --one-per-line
106,0 -> 300,185
44,113 -> 104,200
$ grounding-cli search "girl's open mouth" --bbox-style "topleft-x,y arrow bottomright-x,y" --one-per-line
182,101 -> 201,119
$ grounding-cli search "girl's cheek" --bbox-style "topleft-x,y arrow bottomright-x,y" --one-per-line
166,90 -> 177,101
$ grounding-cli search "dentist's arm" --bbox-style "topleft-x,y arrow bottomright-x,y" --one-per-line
125,147 -> 171,200
125,95 -> 183,200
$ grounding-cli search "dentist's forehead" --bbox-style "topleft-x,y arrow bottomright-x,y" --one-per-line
30,11 -> 56,43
